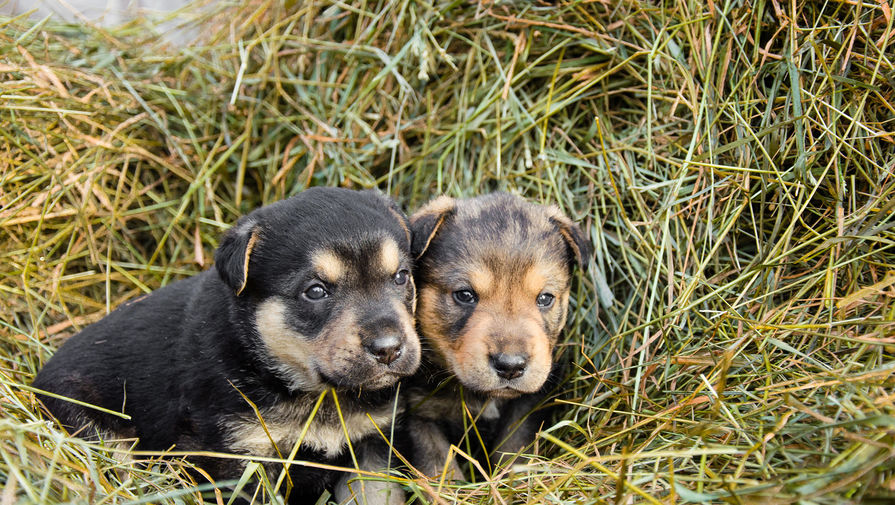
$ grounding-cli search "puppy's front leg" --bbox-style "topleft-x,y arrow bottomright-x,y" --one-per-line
490,393 -> 548,466
334,439 -> 403,505
408,418 -> 462,480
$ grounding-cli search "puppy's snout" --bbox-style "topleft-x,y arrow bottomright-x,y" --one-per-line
489,352 -> 528,380
365,334 -> 404,365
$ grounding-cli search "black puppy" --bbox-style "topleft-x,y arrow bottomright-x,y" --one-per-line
33,187 -> 419,504
406,193 -> 589,479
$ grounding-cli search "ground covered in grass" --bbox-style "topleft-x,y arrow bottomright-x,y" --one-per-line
2,0 -> 895,503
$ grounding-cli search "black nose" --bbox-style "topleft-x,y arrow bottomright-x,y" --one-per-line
365,335 -> 404,365
489,353 -> 528,380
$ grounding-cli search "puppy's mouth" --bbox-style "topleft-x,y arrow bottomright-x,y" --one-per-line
319,369 -> 407,391
454,379 -> 526,399
365,370 -> 408,388
482,385 -> 525,399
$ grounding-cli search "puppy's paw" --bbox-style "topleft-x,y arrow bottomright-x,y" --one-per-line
418,456 -> 463,482
335,477 -> 404,505
495,450 -> 543,475
441,457 -> 464,482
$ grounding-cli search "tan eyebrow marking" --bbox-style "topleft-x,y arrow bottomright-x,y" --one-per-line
468,267 -> 493,295
379,237 -> 401,274
311,249 -> 345,282
523,266 -> 546,296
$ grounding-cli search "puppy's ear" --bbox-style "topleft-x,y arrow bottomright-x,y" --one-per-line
215,220 -> 261,295
547,207 -> 591,270
410,196 -> 455,259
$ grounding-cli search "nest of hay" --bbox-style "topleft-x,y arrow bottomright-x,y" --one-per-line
2,1 -> 894,503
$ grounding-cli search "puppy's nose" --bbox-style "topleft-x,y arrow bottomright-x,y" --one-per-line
489,353 -> 528,380
365,335 -> 403,365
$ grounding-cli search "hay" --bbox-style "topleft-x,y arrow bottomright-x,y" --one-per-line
2,0 -> 894,503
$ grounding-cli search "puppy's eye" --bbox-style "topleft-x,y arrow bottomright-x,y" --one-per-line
304,284 -> 329,301
394,269 -> 409,286
536,292 -> 555,308
452,289 -> 478,305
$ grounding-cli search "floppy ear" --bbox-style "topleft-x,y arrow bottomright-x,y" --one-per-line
410,195 -> 456,259
215,219 -> 261,295
547,208 -> 591,270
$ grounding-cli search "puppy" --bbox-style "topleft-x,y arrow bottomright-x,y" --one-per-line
33,187 -> 419,504
406,192 -> 589,478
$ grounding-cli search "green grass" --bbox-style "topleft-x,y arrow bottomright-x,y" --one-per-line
2,0 -> 895,503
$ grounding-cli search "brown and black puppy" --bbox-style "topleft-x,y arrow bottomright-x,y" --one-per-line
406,192 -> 589,478
33,187 -> 418,504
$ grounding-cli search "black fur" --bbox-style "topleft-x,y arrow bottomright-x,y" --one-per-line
33,187 -> 418,504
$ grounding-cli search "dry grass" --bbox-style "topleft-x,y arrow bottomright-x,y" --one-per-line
2,0 -> 895,503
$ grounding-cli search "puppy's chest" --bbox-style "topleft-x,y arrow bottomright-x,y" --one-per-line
410,389 -> 504,431
222,397 -> 398,459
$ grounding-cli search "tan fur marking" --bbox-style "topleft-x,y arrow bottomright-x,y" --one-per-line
226,403 -> 396,458
523,267 -> 546,297
414,195 -> 455,218
454,311 -> 491,361
411,195 -> 455,259
236,230 -> 260,295
523,262 -> 570,313
378,237 -> 401,275
417,213 -> 448,259
255,298 -> 320,391
417,285 -> 462,373
418,287 -> 441,322
311,249 -> 346,283
418,287 -> 448,346
409,274 -> 418,314
468,268 -> 493,295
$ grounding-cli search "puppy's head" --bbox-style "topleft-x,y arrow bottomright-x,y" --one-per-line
411,193 -> 589,398
215,187 -> 420,392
